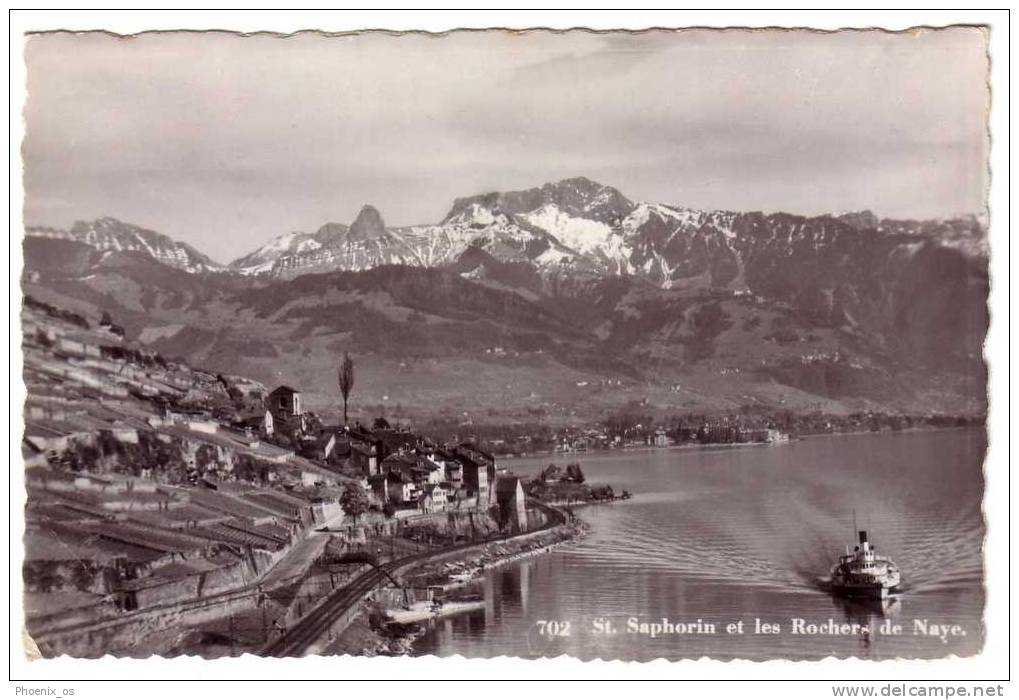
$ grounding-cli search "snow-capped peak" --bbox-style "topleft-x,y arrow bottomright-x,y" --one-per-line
25,217 -> 223,273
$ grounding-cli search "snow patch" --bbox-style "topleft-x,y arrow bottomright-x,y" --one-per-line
522,204 -> 617,255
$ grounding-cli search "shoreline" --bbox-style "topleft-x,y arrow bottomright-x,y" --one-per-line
346,512 -> 589,656
540,494 -> 632,509
496,424 -> 981,462
400,514 -> 588,594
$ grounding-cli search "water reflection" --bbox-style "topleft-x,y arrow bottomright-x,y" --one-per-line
482,574 -> 494,623
831,595 -> 902,657
413,430 -> 985,661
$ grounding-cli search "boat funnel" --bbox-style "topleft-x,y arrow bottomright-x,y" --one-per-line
858,530 -> 868,545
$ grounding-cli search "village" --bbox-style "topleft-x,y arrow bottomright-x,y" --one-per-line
20,297 -> 567,658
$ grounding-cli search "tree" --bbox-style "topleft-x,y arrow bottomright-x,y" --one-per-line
339,482 -> 370,525
565,462 -> 586,484
338,353 -> 355,426
539,463 -> 561,483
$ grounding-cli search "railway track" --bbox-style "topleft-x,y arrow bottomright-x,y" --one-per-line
261,500 -> 567,657
262,565 -> 390,657
28,499 -> 569,658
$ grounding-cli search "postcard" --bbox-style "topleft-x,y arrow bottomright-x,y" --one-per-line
14,20 -> 999,674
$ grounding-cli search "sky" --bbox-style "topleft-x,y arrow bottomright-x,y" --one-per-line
23,28 -> 989,264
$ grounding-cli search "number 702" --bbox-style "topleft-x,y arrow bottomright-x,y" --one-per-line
535,620 -> 571,637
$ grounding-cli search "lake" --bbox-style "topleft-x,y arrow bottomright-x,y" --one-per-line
412,428 -> 986,661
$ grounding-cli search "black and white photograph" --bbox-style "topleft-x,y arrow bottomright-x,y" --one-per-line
10,11 -> 1008,685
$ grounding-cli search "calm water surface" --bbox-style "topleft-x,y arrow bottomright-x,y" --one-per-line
413,429 -> 986,661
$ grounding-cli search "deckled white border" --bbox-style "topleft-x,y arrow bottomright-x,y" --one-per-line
6,9 -> 1011,688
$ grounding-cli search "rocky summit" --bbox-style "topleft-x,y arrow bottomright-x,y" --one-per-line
214,178 -> 986,293
21,177 -> 988,419
348,204 -> 388,242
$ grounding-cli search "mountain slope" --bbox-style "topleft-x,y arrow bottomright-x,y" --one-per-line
26,217 -> 223,273
21,177 -> 988,420
22,231 -> 987,422
221,178 -> 987,297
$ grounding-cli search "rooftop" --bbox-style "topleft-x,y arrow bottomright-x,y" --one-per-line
269,385 -> 299,395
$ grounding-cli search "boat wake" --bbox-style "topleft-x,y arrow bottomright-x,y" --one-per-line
562,482 -> 983,601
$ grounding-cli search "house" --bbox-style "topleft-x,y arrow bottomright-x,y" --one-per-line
315,426 -> 351,462
386,472 -> 418,505
417,454 -> 446,485
268,385 -> 302,418
460,441 -> 497,466
237,408 -> 274,437
380,451 -> 418,478
653,428 -> 670,447
346,424 -> 376,445
350,440 -> 379,475
494,475 -> 527,532
418,483 -> 448,513
367,473 -> 389,504
421,483 -> 448,512
372,428 -> 418,461
330,435 -> 352,462
443,457 -> 464,489
267,385 -> 305,433
460,458 -> 490,505
455,445 -> 495,505
307,432 -> 337,462
311,496 -> 342,524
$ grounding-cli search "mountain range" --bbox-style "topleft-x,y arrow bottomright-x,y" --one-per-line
26,217 -> 223,274
21,177 -> 989,423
